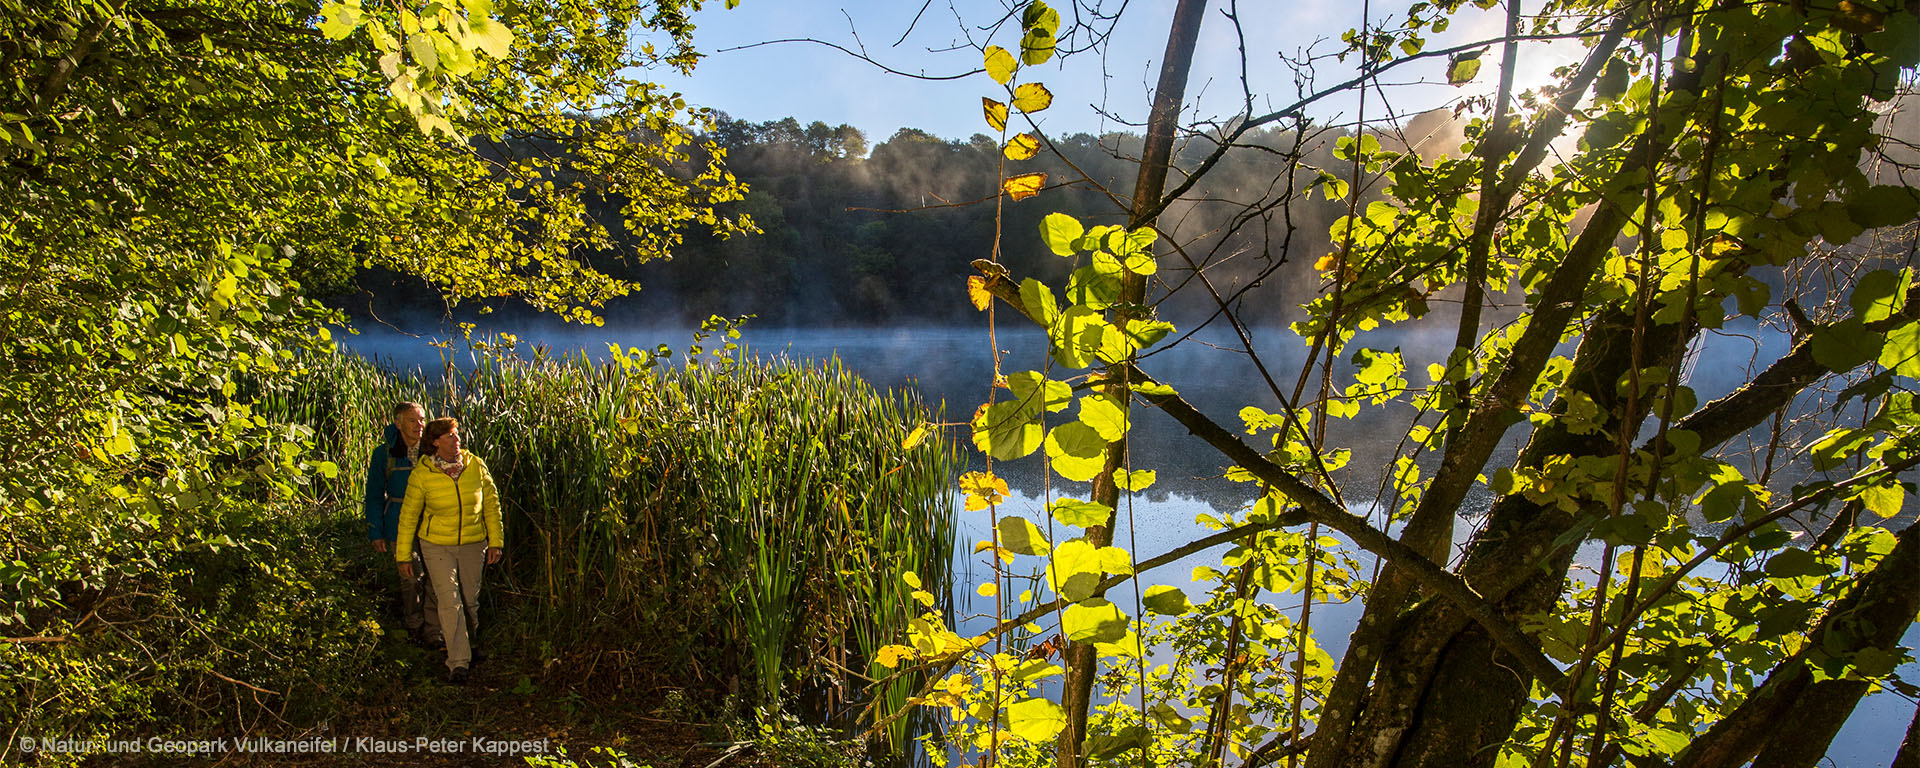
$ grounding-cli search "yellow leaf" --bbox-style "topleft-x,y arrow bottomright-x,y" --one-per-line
1012,82 -> 1053,113
983,97 -> 1008,131
967,275 -> 991,311
874,645 -> 916,669
901,423 -> 930,450
1004,133 -> 1040,160
977,581 -> 999,597
961,470 -> 1011,510
1314,253 -> 1339,272
984,45 -> 1016,84
1002,172 -> 1046,201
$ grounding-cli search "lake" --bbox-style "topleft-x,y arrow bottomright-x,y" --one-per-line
345,320 -> 1917,766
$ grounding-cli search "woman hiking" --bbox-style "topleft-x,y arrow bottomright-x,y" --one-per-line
395,417 -> 504,684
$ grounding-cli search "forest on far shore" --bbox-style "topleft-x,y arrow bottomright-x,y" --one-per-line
338,112 -> 1449,327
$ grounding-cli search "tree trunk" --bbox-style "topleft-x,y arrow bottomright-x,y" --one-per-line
1055,1 -> 1208,766
1675,520 -> 1920,768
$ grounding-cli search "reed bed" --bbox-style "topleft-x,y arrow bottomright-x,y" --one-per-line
261,342 -> 955,752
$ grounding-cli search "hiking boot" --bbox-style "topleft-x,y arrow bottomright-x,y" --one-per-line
448,666 -> 469,685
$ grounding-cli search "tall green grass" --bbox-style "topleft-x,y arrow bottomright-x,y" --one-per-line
261,340 -> 954,753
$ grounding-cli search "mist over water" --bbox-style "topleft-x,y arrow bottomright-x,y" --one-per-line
343,318 -> 1916,767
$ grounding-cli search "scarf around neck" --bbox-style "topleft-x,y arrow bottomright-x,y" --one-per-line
432,452 -> 466,480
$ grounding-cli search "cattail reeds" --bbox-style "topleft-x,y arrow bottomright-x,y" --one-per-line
261,341 -> 954,754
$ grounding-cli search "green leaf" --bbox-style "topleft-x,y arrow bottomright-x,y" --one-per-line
1878,320 -> 1920,377
102,416 -> 134,457
998,516 -> 1051,556
1047,498 -> 1113,527
1050,305 -> 1111,367
1850,268 -> 1909,322
467,18 -> 514,59
1041,212 -> 1083,256
971,400 -> 1043,460
1006,369 -> 1071,413
1846,185 -> 1920,228
1113,468 -> 1156,491
1860,480 -> 1904,518
1019,278 -> 1061,327
1812,318 -> 1881,371
1022,1 -> 1062,36
984,46 -> 1017,84
1448,51 -> 1484,85
1020,29 -> 1056,66
1048,539 -> 1104,601
1046,421 -> 1108,481
1142,584 -> 1192,615
318,1 -> 363,40
1078,393 -> 1129,441
1765,547 -> 1825,579
1007,697 -> 1066,742
1086,726 -> 1150,760
1150,703 -> 1194,733
1066,263 -> 1122,310
1063,597 -> 1129,642
1122,319 -> 1174,350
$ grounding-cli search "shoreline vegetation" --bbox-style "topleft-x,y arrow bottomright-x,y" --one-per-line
6,337 -> 958,766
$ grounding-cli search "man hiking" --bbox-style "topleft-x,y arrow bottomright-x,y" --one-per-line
362,401 -> 441,648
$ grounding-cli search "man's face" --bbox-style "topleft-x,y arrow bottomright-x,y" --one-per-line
395,407 -> 427,443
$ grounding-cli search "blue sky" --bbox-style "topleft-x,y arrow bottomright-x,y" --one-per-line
642,0 -> 1565,143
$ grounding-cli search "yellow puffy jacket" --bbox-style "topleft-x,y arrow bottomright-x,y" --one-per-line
394,450 -> 503,561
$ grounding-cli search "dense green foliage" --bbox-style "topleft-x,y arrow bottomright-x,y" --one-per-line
0,0 -> 775,757
869,1 -> 1920,767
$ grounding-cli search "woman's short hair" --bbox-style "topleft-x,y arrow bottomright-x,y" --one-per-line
421,417 -> 460,451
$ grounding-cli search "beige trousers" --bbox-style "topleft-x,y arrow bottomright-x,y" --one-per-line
420,541 -> 486,671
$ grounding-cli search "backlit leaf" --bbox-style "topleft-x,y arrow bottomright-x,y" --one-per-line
1448,51 -> 1484,85
318,1 -> 363,40
982,97 -> 1009,131
997,515 -> 1051,556
1003,172 -> 1046,200
1047,498 -> 1113,527
1079,394 -> 1129,441
1006,369 -> 1071,413
971,401 -> 1042,460
1063,597 -> 1128,642
1860,480 -> 1904,518
967,275 -> 991,311
1142,584 -> 1192,615
1007,697 -> 1066,742
1878,320 -> 1920,377
1019,278 -> 1061,326
985,46 -> 1017,84
1012,82 -> 1054,113
1004,133 -> 1040,160
901,423 -> 929,450
1113,468 -> 1156,491
1020,29 -> 1056,65
1046,421 -> 1108,481
1041,212 -> 1084,256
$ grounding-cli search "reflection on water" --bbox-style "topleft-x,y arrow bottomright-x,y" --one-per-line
344,319 -> 1915,767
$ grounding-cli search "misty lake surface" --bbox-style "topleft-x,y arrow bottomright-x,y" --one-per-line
346,321 -> 1916,766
